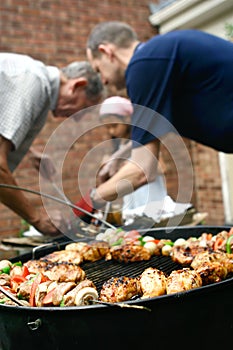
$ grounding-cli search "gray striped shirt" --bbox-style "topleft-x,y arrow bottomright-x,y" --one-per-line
0,53 -> 60,170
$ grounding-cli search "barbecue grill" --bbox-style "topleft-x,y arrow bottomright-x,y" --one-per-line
0,225 -> 233,350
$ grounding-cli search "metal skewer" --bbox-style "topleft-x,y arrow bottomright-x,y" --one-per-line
91,299 -> 151,311
0,285 -> 26,307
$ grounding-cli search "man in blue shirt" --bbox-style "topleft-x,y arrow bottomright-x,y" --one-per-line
74,21 -> 233,219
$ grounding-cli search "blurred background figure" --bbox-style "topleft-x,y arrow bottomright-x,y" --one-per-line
97,96 -> 167,223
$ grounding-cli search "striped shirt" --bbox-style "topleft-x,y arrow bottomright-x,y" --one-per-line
0,53 -> 60,170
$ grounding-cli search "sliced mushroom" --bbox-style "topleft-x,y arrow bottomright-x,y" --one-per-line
74,287 -> 98,306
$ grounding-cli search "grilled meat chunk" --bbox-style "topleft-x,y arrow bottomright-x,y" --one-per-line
191,251 -> 230,284
191,251 -> 230,270
35,281 -> 55,307
99,276 -> 140,303
41,250 -> 83,265
43,263 -> 86,283
51,281 -> 76,306
109,243 -> 152,263
65,240 -> 110,262
166,268 -> 202,294
170,233 -> 217,266
0,273 -> 11,287
82,241 -> 110,262
139,267 -> 167,299
194,262 -> 227,285
25,260 -> 86,283
25,260 -> 48,274
17,279 -> 34,300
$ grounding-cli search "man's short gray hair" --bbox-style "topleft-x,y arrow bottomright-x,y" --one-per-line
61,61 -> 103,102
87,21 -> 138,57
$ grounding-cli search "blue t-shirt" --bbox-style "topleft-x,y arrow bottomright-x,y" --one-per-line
126,29 -> 233,153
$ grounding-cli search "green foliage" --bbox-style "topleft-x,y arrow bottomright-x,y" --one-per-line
18,219 -> 30,237
225,22 -> 233,40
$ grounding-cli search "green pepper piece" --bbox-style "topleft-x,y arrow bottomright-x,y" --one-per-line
0,298 -> 10,304
164,241 -> 174,247
60,298 -> 65,307
138,236 -> 144,246
115,228 -> 123,233
111,237 -> 124,246
12,261 -> 22,267
1,266 -> 11,274
226,234 -> 233,253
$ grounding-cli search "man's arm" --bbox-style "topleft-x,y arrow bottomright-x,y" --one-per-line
93,139 -> 160,203
97,140 -> 132,184
29,147 -> 56,180
0,137 -> 62,236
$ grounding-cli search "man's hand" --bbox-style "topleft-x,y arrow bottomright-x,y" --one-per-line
31,208 -> 67,237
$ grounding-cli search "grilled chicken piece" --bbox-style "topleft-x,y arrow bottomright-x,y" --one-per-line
82,241 -> 110,262
171,237 -> 211,266
35,280 -> 55,307
25,260 -> 48,274
25,259 -> 86,283
99,276 -> 140,303
191,251 -> 230,284
51,282 -> 76,306
139,267 -> 167,299
109,243 -> 152,263
17,279 -> 34,300
41,250 -> 83,265
43,263 -> 86,283
0,273 -> 11,287
191,251 -> 229,269
194,262 -> 227,285
166,268 -> 202,294
65,240 -> 110,262
65,242 -> 88,252
63,279 -> 97,306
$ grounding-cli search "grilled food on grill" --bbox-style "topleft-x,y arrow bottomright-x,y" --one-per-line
99,276 -> 141,303
25,260 -> 86,283
63,279 -> 97,306
109,243 -> 152,263
41,250 -> 83,265
171,233 -> 213,265
139,267 -> 167,298
65,240 -> 110,262
166,268 -> 202,294
75,286 -> 99,306
190,251 -> 233,284
1,227 -> 233,307
191,251 -> 233,273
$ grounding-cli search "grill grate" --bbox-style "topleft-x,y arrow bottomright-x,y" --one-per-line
81,255 -> 182,293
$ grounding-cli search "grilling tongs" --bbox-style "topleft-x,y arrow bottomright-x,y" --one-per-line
0,183 -> 116,232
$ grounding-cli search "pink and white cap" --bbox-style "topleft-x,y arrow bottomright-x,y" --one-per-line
99,96 -> 133,118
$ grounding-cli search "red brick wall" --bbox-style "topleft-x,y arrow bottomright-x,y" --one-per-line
0,0 -> 225,237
